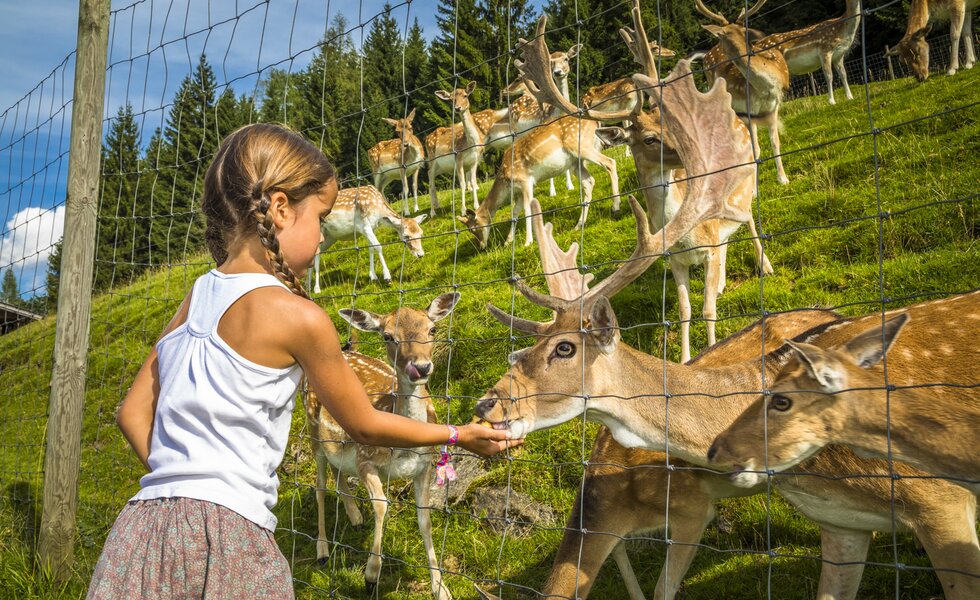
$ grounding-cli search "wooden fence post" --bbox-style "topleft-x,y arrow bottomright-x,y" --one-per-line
885,45 -> 896,80
37,0 -> 110,580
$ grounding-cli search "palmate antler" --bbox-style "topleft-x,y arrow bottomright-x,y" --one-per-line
487,0 -> 755,328
694,0 -> 768,27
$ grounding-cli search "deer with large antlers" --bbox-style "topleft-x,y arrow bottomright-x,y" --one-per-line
708,291 -> 980,494
695,0 -> 792,185
478,202 -> 980,599
424,82 -> 484,216
312,185 -> 425,290
759,0 -> 862,105
368,108 -> 426,214
305,293 -> 460,599
887,0 -> 979,82
472,5 -> 978,593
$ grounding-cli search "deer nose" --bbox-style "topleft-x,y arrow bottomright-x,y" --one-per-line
413,362 -> 432,377
707,442 -> 719,461
475,396 -> 499,416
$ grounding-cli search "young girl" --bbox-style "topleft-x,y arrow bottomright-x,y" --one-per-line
87,123 -> 518,599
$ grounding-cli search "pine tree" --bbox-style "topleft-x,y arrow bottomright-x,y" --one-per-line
1,269 -> 19,305
426,0 -> 492,125
360,4 -> 407,177
95,104 -> 141,291
403,19 -> 434,135
45,240 -> 62,311
478,0 -> 534,99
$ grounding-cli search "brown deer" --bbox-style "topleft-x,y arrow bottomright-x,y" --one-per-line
695,0 -> 792,185
759,0 -> 862,105
304,293 -> 460,599
708,292 -> 980,494
312,185 -> 425,289
887,0 -> 979,82
476,203 -> 980,599
424,82 -> 484,216
474,202 -> 836,600
367,108 -> 426,214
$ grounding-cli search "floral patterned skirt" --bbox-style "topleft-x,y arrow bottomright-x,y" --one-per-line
87,497 -> 294,599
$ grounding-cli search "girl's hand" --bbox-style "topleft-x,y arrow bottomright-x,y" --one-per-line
455,423 -> 523,458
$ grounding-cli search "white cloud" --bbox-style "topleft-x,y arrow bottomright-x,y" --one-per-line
0,205 -> 65,296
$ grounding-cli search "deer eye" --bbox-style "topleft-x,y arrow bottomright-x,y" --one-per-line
429,327 -> 437,337
554,341 -> 576,359
769,395 -> 793,412
382,333 -> 395,343
643,136 -> 659,145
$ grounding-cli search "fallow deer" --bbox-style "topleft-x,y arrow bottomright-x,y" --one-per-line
477,204 -> 980,599
594,110 -> 773,362
474,45 -> 583,197
695,0 -> 792,185
708,292 -> 980,494
759,0 -> 862,105
424,82 -> 484,216
456,114 -> 620,249
304,293 -> 460,599
367,108 -> 426,214
313,185 -> 425,291
887,0 -> 979,82
476,203 -> 836,600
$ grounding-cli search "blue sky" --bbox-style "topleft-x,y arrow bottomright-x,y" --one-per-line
0,0 -> 470,297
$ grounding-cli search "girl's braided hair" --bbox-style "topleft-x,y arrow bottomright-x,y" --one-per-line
202,123 -> 335,298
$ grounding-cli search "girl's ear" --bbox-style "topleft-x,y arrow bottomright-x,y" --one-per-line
267,190 -> 292,230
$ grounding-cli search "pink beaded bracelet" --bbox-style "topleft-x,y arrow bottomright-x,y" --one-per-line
446,424 -> 459,446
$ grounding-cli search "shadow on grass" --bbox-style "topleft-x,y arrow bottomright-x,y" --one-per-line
4,481 -> 41,553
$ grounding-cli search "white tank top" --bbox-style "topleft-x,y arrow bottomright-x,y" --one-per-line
133,269 -> 304,531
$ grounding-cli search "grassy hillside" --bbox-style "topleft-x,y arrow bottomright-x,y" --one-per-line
0,67 -> 977,599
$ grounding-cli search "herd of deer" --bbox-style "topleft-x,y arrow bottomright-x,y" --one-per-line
304,1 -> 979,598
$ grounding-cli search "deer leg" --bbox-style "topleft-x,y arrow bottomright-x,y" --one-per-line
332,463 -> 363,527
470,162 -> 480,211
962,11 -> 975,69
314,450 -> 331,562
670,260 -> 693,364
457,163 -> 468,210
565,168 -> 575,191
429,167 -> 440,216
948,7 -> 966,75
548,177 -> 557,197
835,56 -> 853,101
815,526 -> 871,600
653,491 -> 717,600
522,183 -> 534,247
745,215 -> 774,276
822,51 -> 836,105
703,249 -> 721,350
584,148 -> 620,215
412,167 -> 421,213
748,120 -> 761,161
359,468 -> 388,594
313,249 -> 323,295
362,225 -> 391,283
766,112 -> 790,186
609,544 -> 646,600
717,243 -> 729,295
400,167 -> 410,217
912,503 -> 980,600
414,465 -> 453,600
573,168 -> 595,231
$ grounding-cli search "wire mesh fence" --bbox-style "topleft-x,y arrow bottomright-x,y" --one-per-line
0,0 -> 978,598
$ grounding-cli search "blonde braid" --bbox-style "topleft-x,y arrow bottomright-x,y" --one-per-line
251,193 -> 311,299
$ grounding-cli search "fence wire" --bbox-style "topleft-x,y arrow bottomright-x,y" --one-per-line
0,0 -> 978,598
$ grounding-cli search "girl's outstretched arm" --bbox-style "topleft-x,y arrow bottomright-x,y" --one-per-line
116,294 -> 191,470
286,299 -> 521,457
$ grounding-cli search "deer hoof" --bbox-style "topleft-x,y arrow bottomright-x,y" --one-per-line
364,579 -> 377,594
317,555 -> 329,566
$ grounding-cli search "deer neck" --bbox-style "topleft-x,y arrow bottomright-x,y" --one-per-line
587,343 -> 789,465
394,377 -> 429,421
636,167 -> 684,230
905,0 -> 930,37
477,174 -> 515,223
458,108 -> 481,150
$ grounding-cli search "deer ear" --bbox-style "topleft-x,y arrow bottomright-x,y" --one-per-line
413,213 -> 427,225
382,117 -> 399,126
785,341 -> 845,393
702,24 -> 723,37
338,308 -> 383,332
595,127 -> 629,147
427,292 -> 461,322
435,90 -> 452,101
842,313 -> 910,369
465,80 -> 477,95
566,44 -> 582,59
589,297 -> 620,355
407,107 -> 416,121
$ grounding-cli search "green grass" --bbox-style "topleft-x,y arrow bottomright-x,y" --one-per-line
0,68 -> 977,599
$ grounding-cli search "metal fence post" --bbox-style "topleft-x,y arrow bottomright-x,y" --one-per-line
37,0 -> 110,580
